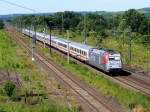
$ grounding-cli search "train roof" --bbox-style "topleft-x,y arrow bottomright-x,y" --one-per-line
24,29 -> 93,50
51,37 -> 93,51
91,48 -> 119,54
70,41 -> 93,50
23,29 -> 119,53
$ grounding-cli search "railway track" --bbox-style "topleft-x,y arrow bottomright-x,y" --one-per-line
19,27 -> 150,96
6,27 -> 124,112
114,75 -> 150,95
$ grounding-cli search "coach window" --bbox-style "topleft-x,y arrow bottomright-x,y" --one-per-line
85,52 -> 87,56
82,51 -> 84,55
83,51 -> 86,56
82,51 -> 83,55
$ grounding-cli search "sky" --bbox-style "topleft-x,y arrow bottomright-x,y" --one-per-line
0,0 -> 150,15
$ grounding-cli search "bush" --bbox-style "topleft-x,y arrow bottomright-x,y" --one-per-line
0,108 -> 6,112
0,20 -> 4,29
4,81 -> 16,97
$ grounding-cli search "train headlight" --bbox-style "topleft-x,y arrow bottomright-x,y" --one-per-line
115,57 -> 120,60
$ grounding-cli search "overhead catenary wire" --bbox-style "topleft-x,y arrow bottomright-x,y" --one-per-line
0,0 -> 36,12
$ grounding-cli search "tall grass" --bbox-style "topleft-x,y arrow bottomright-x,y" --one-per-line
0,30 -> 79,112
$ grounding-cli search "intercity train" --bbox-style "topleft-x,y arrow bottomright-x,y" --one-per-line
22,29 -> 122,72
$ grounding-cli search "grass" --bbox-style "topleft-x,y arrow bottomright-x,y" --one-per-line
0,30 -> 79,112
36,40 -> 150,112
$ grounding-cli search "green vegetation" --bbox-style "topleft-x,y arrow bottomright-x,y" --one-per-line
36,42 -> 150,112
0,30 -> 79,112
4,81 -> 15,97
0,20 -> 4,29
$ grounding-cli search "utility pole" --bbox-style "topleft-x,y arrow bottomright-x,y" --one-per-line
128,27 -> 132,67
20,18 -> 22,33
62,12 -> 64,36
122,19 -> 126,45
67,30 -> 70,64
49,22 -> 52,54
32,23 -> 36,61
148,16 -> 149,37
84,14 -> 87,44
43,17 -> 46,48
43,26 -> 46,48
19,17 -> 21,32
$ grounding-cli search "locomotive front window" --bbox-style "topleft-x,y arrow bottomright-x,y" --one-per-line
109,58 -> 115,61
109,57 -> 120,61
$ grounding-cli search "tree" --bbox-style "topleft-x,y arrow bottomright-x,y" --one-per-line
0,20 -> 4,29
96,30 -> 107,47
121,9 -> 147,33
77,13 -> 108,35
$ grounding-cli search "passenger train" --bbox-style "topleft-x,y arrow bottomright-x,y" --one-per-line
22,29 -> 123,72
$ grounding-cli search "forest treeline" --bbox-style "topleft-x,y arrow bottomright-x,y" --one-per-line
12,9 -> 150,45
